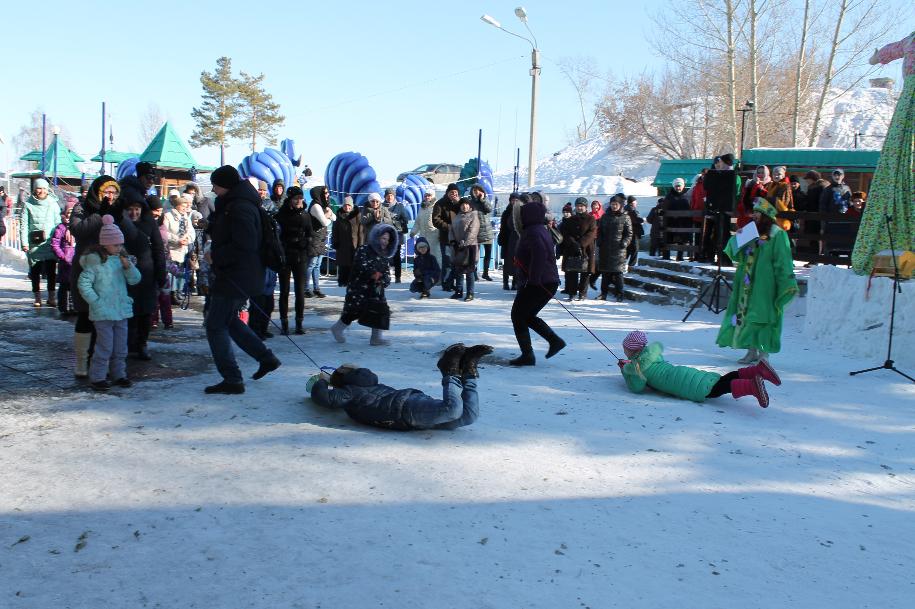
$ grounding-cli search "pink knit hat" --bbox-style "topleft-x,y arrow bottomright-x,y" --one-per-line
98,214 -> 124,246
622,330 -> 647,352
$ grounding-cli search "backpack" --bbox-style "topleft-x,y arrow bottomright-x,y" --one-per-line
257,206 -> 286,272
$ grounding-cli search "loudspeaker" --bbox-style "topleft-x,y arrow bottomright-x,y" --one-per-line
704,170 -> 737,213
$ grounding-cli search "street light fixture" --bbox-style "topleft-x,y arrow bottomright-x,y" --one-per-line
480,7 -> 540,188
738,99 -> 755,166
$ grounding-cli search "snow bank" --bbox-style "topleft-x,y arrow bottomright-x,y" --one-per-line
0,245 -> 28,272
815,87 -> 897,149
804,265 -> 914,367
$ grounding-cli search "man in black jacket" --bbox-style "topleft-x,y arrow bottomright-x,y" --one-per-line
204,165 -> 280,394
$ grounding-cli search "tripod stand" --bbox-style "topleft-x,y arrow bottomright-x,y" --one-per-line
683,211 -> 732,322
850,214 -> 913,382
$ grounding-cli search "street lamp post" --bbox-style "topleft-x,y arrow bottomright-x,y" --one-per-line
52,127 -> 60,187
737,100 -> 755,166
481,8 -> 539,188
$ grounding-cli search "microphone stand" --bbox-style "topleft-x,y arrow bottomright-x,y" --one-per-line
849,214 -> 913,382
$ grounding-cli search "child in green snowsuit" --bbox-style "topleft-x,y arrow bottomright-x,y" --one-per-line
618,330 -> 779,408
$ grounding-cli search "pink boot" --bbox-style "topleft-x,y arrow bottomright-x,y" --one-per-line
730,376 -> 769,408
738,359 -> 781,386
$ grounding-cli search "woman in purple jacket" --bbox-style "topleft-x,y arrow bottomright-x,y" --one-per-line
509,194 -> 567,366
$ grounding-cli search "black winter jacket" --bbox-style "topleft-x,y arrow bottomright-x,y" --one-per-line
275,201 -> 312,263
69,175 -> 118,312
208,180 -> 265,298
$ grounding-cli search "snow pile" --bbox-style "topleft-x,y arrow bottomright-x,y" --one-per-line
0,245 -> 28,272
815,86 -> 898,149
492,135 -> 659,201
804,264 -> 913,366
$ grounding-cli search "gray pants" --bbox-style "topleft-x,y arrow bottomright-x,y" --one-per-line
90,319 -> 128,383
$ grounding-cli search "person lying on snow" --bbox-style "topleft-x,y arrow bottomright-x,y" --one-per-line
308,343 -> 493,430
618,330 -> 779,408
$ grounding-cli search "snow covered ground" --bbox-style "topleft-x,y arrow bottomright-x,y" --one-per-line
1,261 -> 913,608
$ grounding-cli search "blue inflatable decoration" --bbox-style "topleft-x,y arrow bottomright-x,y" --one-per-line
237,147 -> 296,188
325,152 -> 380,207
458,158 -> 494,197
280,139 -> 301,167
115,157 -> 141,181
395,173 -> 434,221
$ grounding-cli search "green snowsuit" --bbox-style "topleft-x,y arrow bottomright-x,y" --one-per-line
716,225 -> 798,354
621,342 -> 720,403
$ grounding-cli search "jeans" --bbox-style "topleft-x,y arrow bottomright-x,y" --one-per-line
455,271 -> 475,295
90,319 -> 127,382
304,255 -> 323,291
480,243 -> 492,274
405,375 -> 479,429
206,294 -> 269,384
279,257 -> 308,320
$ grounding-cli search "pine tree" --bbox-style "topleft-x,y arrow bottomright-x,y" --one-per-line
233,71 -> 285,151
189,57 -> 240,165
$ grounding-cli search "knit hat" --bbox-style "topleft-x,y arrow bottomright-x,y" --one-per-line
719,153 -> 735,167
384,187 -> 395,196
574,196 -> 588,207
752,197 -> 778,219
286,186 -> 304,199
210,165 -> 241,189
562,203 -> 574,213
832,168 -> 844,176
622,330 -> 647,353
135,161 -> 155,177
672,177 -> 685,188
446,183 -> 459,194
98,214 -> 124,246
168,188 -> 180,198
342,195 -> 354,206
803,170 -> 821,181
257,180 -> 269,190
367,192 -> 382,203
789,175 -> 800,184
147,195 -> 163,211
33,178 -> 50,191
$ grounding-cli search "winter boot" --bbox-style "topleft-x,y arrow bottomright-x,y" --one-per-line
252,350 -> 281,380
509,350 -> 536,366
295,318 -> 305,335
74,332 -> 92,379
370,328 -> 390,346
330,319 -> 347,343
450,290 -> 464,300
437,343 -> 466,376
280,318 -> 289,336
134,343 -> 152,361
737,349 -> 759,364
464,293 -> 474,302
46,290 -> 57,307
313,290 -> 326,298
545,333 -> 567,359
204,380 -> 245,395
730,376 -> 769,408
482,272 -> 492,281
739,359 -> 781,386
33,291 -> 42,307
460,344 -> 494,378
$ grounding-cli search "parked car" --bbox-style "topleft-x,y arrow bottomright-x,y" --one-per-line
396,163 -> 463,184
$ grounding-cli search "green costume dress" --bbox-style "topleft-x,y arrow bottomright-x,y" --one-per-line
621,342 -> 720,403
716,225 -> 798,354
851,32 -> 915,274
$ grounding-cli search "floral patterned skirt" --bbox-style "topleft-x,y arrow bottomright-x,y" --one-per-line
852,75 -> 915,273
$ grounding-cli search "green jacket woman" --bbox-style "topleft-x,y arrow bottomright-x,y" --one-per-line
19,180 -> 61,263
716,198 -> 798,362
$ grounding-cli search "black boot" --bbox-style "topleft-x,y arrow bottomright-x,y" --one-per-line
205,380 -> 245,394
509,350 -> 536,366
437,343 -> 466,376
482,272 -> 492,281
295,319 -> 304,335
280,318 -> 289,336
460,344 -> 494,378
134,344 -> 152,361
545,333 -> 567,359
450,290 -> 464,300
252,350 -> 281,380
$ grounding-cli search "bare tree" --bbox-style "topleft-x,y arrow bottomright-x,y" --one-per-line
138,103 -> 165,147
11,109 -> 71,169
556,56 -> 601,142
791,0 -> 812,145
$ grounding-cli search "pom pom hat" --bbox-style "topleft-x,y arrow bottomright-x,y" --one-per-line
98,215 -> 124,246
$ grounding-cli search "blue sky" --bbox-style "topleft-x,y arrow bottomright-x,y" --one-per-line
0,0 -> 909,183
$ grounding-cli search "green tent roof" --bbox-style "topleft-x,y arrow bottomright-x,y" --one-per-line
140,122 -> 206,170
90,150 -> 140,164
20,146 -> 85,164
652,158 -> 714,187
741,148 -> 880,170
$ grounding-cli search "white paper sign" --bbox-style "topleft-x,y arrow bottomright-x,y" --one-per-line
735,221 -> 759,250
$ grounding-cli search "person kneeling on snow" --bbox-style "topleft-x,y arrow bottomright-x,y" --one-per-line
409,237 -> 441,298
618,330 -> 779,408
308,343 -> 492,430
